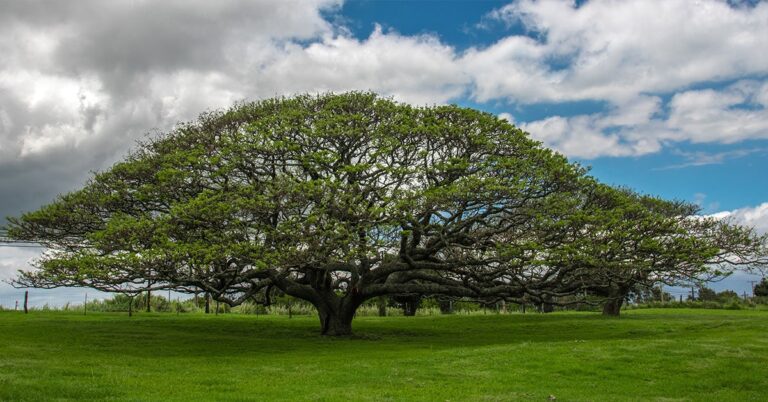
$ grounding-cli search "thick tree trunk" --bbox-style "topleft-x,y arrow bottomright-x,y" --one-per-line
316,300 -> 357,336
318,309 -> 354,336
602,285 -> 628,316
602,298 -> 624,316
204,292 -> 210,314
275,270 -> 362,336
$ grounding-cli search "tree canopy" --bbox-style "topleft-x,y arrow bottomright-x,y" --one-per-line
6,92 -> 767,334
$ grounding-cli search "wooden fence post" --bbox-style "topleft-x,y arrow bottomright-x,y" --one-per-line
23,291 -> 29,314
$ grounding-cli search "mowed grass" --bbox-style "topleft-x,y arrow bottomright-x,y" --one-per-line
1,309 -> 767,401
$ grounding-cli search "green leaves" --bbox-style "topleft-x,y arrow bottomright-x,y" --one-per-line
8,91 -> 763,323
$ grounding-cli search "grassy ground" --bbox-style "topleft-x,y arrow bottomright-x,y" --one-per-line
1,309 -> 766,401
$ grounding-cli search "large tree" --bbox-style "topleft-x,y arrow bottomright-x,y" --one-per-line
7,92 -> 763,332
8,93 -> 591,334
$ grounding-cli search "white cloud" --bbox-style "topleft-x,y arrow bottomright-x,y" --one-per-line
253,25 -> 469,104
470,0 -> 768,104
517,95 -> 666,158
0,246 -> 39,282
713,202 -> 768,235
665,81 -> 768,144
516,80 -> 768,158
498,112 -> 515,123
0,0 -> 342,159
470,1 -> 768,158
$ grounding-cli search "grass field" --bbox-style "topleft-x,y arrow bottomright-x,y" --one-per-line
1,309 -> 767,401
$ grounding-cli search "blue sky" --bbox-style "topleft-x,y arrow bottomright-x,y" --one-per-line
1,0 -> 767,304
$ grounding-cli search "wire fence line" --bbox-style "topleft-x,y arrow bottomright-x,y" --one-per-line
0,293 -> 77,310
0,289 -> 107,310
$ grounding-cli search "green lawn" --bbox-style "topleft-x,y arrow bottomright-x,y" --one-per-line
1,309 -> 766,401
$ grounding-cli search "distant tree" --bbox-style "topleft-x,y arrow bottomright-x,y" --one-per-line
754,278 -> 768,297
698,286 -> 718,302
716,289 -> 739,301
628,285 -> 673,304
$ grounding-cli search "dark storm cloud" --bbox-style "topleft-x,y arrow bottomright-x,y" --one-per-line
48,1 -> 337,100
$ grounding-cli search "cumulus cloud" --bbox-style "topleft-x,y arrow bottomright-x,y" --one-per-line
665,81 -> 768,144
516,95 -> 664,157
470,0 -> 768,104
516,80 -> 768,158
254,26 -> 469,104
716,203 -> 768,235
0,246 -> 39,281
474,0 -> 768,158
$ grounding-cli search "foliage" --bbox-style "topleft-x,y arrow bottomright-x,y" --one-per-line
7,92 -> 767,333
546,184 -> 767,315
754,278 -> 768,297
629,299 -> 761,310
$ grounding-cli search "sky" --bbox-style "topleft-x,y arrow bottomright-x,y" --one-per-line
1,0 -> 767,306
